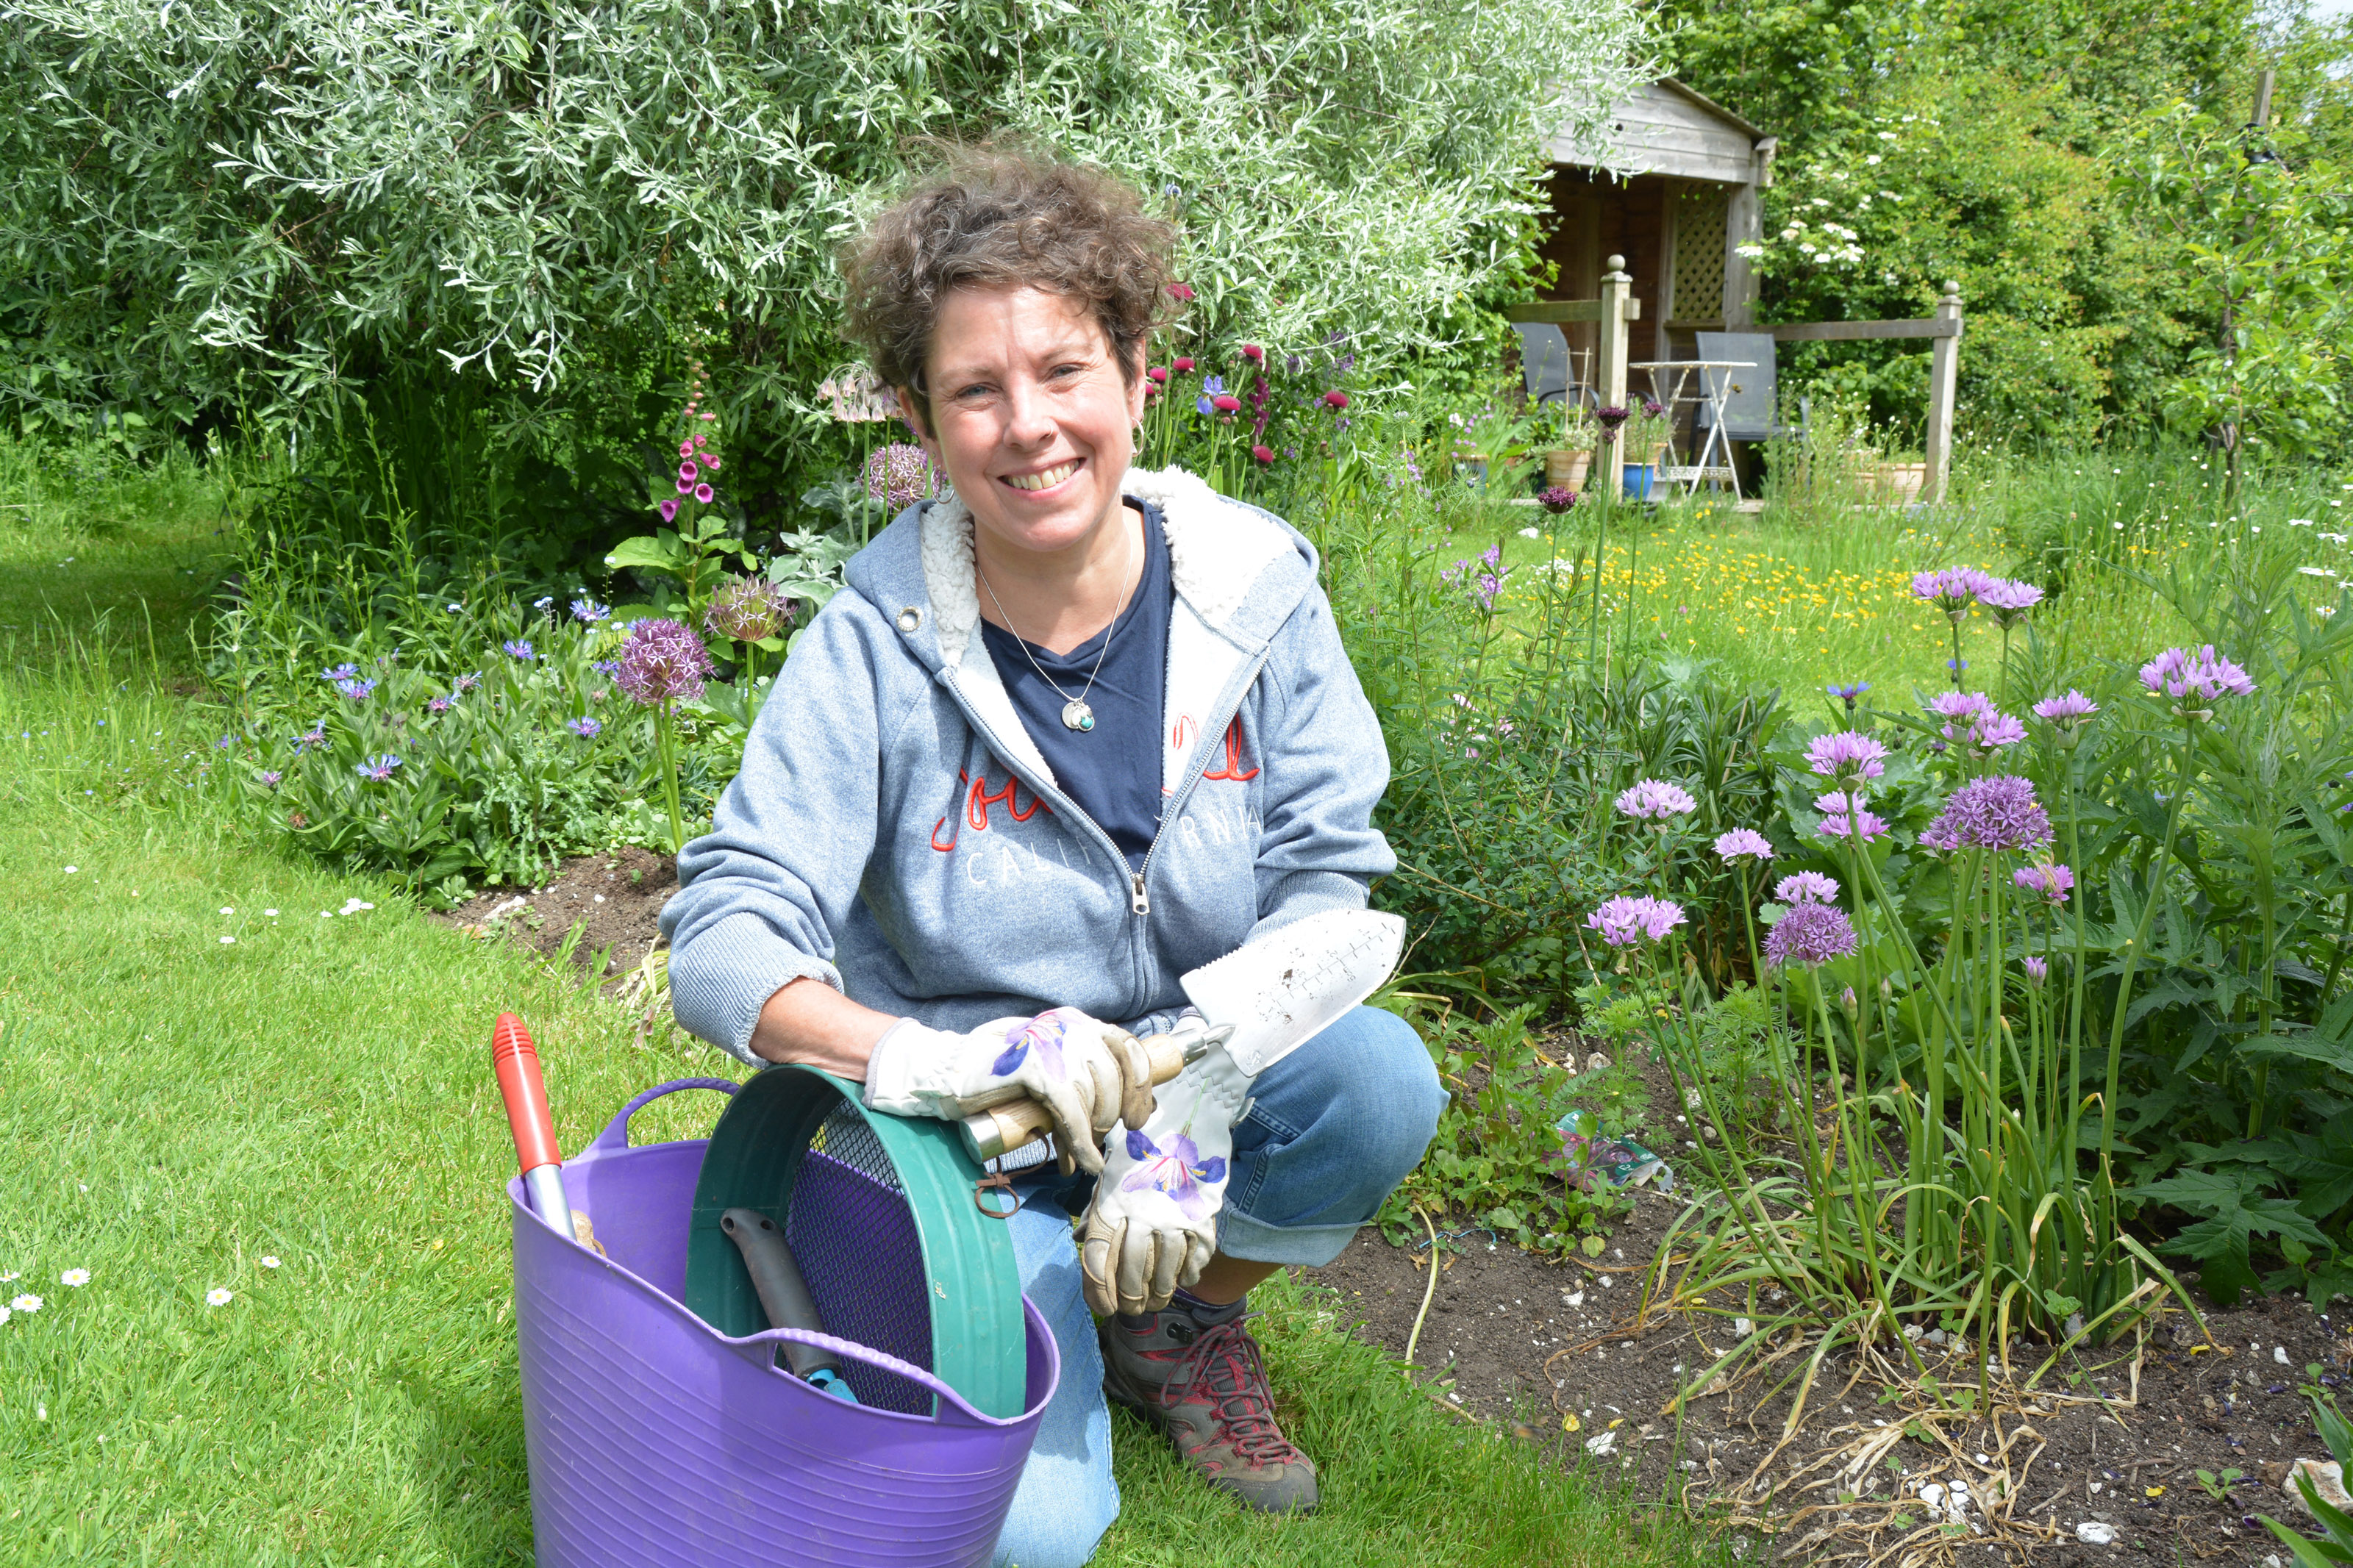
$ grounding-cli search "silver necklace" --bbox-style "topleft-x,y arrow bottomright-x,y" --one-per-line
976,515 -> 1140,733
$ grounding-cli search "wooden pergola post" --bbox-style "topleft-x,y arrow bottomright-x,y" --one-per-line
1597,254 -> 1633,413
1924,281 -> 1963,504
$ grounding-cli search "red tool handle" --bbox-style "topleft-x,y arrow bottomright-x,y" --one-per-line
492,1012 -> 563,1174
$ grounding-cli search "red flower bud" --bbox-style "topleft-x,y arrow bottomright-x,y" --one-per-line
1147,366 -> 1168,383
1168,283 -> 1196,302
1240,343 -> 1264,362
1321,390 -> 1350,409
1252,445 -> 1275,465
1213,395 -> 1241,413
1174,357 -> 1196,373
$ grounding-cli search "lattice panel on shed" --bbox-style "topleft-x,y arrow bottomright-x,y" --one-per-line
1671,185 -> 1730,324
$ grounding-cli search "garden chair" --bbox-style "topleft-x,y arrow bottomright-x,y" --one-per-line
1510,322 -> 1592,409
1693,332 -> 1807,445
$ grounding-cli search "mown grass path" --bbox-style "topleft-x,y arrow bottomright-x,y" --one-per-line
0,489 -> 1714,1566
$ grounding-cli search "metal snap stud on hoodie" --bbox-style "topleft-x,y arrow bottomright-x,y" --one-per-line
896,606 -> 923,634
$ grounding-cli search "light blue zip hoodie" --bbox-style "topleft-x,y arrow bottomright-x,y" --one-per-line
661,465 -> 1396,1065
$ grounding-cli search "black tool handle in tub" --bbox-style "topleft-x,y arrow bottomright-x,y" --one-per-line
718,1209 -> 860,1403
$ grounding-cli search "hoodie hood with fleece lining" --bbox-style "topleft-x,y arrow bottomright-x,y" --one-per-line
661,465 -> 1395,1064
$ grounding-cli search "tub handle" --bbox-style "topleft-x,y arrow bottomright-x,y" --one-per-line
588,1078 -> 743,1153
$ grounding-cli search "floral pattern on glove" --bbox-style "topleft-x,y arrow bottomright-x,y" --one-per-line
990,1010 -> 1069,1079
1121,1128 -> 1229,1220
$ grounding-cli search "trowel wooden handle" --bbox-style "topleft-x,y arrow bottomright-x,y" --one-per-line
957,1028 -> 1210,1163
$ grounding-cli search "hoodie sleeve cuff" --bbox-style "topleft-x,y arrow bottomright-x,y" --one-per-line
666,909 -> 843,1067
1248,870 -> 1371,945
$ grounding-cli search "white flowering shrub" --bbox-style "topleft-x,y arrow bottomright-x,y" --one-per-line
0,0 -> 1644,453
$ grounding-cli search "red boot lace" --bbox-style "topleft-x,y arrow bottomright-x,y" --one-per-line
1158,1319 -> 1300,1464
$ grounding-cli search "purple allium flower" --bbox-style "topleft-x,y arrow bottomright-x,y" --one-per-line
259,770 -> 282,787
1765,902 -> 1859,967
503,639 -> 535,662
1587,895 -> 1688,946
660,498 -> 680,522
1912,568 -> 1982,617
355,754 -> 402,782
2024,956 -> 2049,986
567,716 -> 602,738
1595,406 -> 1629,437
426,695 -> 454,715
1807,730 -> 1889,782
613,617 -> 713,708
1539,486 -> 1578,515
2014,862 -> 2075,904
1616,778 -> 1699,820
1715,828 -> 1775,863
571,598 -> 610,623
1979,577 -> 2044,626
296,724 -> 326,752
1813,787 -> 1869,817
1817,808 -> 1890,843
1928,690 -> 1993,723
335,677 -> 376,701
2032,690 -> 2100,727
1968,711 -> 2027,751
1918,818 -> 1960,855
694,482 -> 715,504
703,576 -> 793,644
454,671 -> 482,692
1640,398 -> 1665,418
321,662 -> 360,683
1924,774 -> 2053,853
2139,645 -> 2254,711
1775,871 -> 1840,905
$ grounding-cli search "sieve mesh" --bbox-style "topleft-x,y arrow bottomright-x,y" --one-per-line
788,1097 -> 937,1414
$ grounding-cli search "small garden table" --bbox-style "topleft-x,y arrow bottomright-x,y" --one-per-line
1628,359 -> 1754,498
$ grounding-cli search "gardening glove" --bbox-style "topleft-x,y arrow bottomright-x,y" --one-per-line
862,1007 -> 1156,1176
1079,1042 -> 1251,1317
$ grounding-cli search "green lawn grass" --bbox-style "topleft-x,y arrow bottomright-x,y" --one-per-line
0,467 -> 1717,1564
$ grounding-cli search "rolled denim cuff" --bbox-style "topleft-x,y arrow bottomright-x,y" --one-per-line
1213,1208 -> 1363,1268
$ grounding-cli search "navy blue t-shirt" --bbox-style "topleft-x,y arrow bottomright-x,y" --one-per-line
980,498 -> 1171,873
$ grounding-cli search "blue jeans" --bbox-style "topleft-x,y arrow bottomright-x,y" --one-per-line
989,1004 -> 1444,1567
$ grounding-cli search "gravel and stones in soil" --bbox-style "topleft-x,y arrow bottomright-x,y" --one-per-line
433,848 -> 675,989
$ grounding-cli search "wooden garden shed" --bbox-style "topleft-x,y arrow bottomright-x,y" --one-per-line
1534,79 -> 1777,380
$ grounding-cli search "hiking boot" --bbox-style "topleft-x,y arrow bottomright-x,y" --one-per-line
1099,1297 -> 1321,1514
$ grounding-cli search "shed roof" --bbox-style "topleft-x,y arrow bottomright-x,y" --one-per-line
1545,78 -> 1771,186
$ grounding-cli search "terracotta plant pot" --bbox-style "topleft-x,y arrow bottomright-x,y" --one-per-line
1544,449 -> 1593,491
1857,462 -> 1928,506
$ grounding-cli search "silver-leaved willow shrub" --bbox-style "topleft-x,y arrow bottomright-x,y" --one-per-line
0,0 -> 1649,434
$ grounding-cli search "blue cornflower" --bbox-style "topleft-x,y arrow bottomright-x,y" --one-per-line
427,695 -> 454,715
259,770 -> 283,787
1827,681 -> 1871,701
1948,659 -> 1968,672
295,724 -> 326,753
215,734 -> 236,751
533,596 -> 554,611
591,659 -> 622,679
454,671 -> 482,692
502,640 -> 535,662
355,754 -> 403,782
567,717 -> 602,738
321,662 -> 360,683
571,598 -> 610,623
335,677 -> 376,701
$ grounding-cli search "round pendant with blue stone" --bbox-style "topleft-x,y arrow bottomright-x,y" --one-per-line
1061,700 -> 1096,732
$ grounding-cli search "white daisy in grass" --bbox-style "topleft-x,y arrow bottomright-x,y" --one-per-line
205,1288 -> 233,1307
219,935 -> 236,945
0,1306 -> 10,1325
264,909 -> 279,917
60,1269 -> 89,1287
0,1271 -> 18,1282
219,906 -> 234,914
260,1256 -> 281,1269
11,1294 -> 41,1312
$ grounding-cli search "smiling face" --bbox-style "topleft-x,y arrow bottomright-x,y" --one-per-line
904,285 -> 1146,567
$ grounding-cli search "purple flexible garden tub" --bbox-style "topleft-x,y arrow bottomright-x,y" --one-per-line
507,1078 -> 1058,1568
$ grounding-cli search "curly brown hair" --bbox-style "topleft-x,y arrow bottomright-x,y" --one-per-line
838,142 -> 1180,435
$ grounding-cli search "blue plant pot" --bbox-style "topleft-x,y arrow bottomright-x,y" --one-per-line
1621,464 -> 1654,501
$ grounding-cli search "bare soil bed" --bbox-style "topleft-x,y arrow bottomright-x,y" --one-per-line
1304,1047 -> 2353,1567
432,848 -> 676,991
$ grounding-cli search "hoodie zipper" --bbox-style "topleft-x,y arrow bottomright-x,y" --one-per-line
943,651 -> 1268,926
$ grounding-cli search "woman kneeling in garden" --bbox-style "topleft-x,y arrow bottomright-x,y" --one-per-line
660,145 -> 1443,1562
